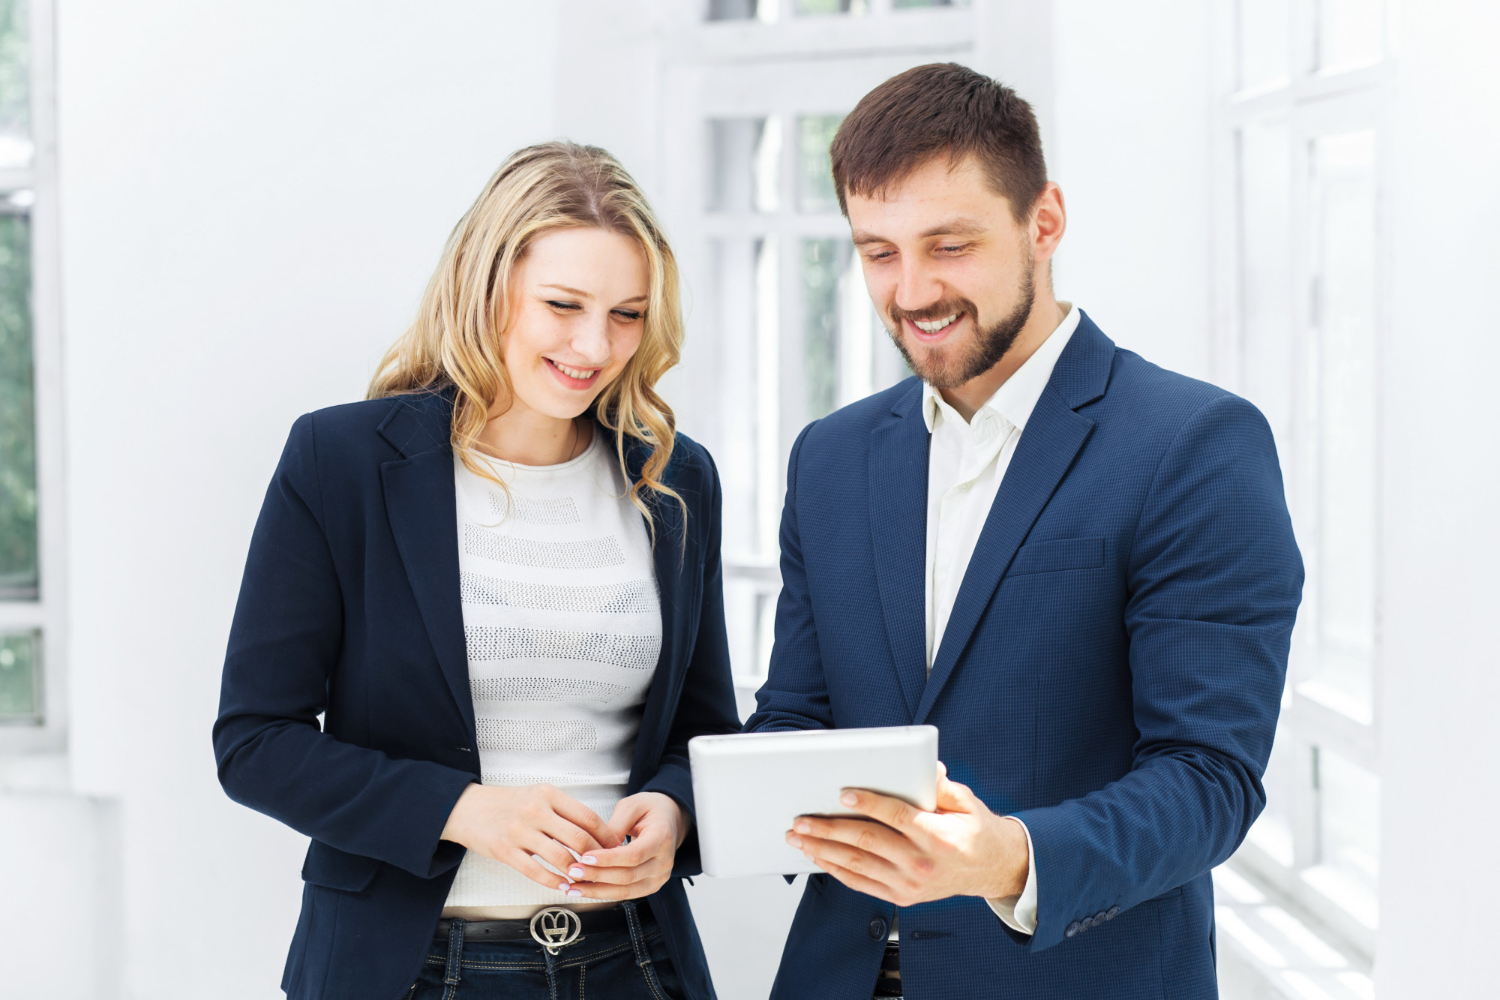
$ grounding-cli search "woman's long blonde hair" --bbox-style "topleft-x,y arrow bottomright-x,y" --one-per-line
368,141 -> 684,536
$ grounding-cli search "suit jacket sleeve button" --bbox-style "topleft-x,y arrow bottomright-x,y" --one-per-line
1106,906 -> 1120,920
868,918 -> 887,940
1093,910 -> 1109,924
1065,921 -> 1080,937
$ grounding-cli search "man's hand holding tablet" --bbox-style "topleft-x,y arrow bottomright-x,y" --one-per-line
786,761 -> 1031,907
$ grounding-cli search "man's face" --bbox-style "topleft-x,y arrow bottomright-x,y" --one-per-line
847,156 -> 1037,389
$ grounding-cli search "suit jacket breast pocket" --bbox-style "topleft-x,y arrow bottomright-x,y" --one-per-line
1007,537 -> 1106,576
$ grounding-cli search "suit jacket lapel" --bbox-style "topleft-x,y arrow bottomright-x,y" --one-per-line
868,381 -> 931,720
915,315 -> 1115,723
627,441 -> 700,791
377,392 -> 476,742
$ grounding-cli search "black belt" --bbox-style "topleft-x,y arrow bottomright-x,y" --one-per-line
436,906 -> 631,945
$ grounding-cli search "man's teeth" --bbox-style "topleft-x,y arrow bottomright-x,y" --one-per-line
914,314 -> 959,333
553,361 -> 596,380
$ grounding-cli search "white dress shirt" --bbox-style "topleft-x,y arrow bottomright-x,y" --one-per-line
922,302 -> 1081,936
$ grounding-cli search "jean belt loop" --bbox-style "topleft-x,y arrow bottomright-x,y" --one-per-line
444,917 -> 466,987
620,900 -> 653,970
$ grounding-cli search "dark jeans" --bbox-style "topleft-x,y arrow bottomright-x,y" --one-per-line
407,901 -> 685,1000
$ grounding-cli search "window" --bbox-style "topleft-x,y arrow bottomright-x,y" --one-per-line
673,0 -> 970,687
0,0 -> 62,749
1216,0 -> 1389,969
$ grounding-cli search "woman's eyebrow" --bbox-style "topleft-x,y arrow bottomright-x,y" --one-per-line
539,283 -> 592,298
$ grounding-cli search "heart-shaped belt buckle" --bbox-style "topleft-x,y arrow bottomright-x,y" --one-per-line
529,907 -> 584,955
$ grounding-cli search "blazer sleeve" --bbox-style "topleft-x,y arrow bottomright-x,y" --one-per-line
639,447 -> 744,877
1012,394 -> 1304,951
742,423 -> 837,734
212,414 -> 475,880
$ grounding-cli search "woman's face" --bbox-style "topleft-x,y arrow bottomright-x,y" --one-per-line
499,226 -> 650,421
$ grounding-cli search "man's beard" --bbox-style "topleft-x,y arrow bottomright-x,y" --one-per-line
884,264 -> 1036,391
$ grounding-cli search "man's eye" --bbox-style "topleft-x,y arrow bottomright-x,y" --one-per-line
547,300 -> 582,311
868,250 -> 895,262
937,244 -> 968,254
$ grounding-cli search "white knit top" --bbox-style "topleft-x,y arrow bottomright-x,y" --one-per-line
443,431 -> 661,908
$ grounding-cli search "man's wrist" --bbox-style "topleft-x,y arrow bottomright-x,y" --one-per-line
982,814 -> 1031,899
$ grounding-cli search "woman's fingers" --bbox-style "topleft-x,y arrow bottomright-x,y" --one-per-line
546,789 -> 621,850
509,849 -> 579,894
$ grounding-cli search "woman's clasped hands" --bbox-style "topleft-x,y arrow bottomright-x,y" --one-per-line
441,783 -> 688,900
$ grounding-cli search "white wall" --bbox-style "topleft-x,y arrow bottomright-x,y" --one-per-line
1378,0 -> 1500,995
50,2 -> 559,996
1049,0 -> 1214,382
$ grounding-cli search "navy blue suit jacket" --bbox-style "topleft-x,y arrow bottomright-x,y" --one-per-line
214,390 -> 739,1000
746,313 -> 1303,1000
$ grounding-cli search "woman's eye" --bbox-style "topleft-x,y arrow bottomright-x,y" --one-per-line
546,300 -> 582,312
612,309 -> 643,322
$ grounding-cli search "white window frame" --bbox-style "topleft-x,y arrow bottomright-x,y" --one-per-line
1212,0 -> 1393,960
0,0 -> 66,756
659,0 -> 975,691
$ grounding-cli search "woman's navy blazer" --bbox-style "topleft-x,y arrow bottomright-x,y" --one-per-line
213,389 -> 739,1000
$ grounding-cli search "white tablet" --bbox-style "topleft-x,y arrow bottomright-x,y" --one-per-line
688,725 -> 939,878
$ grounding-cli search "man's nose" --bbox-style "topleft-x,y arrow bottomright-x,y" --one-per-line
893,257 -> 945,314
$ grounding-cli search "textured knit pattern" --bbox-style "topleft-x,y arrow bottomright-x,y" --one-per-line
444,435 -> 661,908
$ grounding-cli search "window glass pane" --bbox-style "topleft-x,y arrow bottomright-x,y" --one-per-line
1301,130 -> 1377,725
707,0 -> 760,20
1237,120 -> 1293,449
708,117 -> 780,214
0,629 -> 37,720
0,206 -> 36,596
1308,746 -> 1379,926
796,0 -> 867,14
754,236 -> 780,555
802,238 -> 842,420
797,114 -> 842,214
1237,0 -> 1291,91
0,0 -> 28,170
1317,0 -> 1384,73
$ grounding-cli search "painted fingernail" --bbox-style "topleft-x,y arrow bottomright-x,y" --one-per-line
558,882 -> 571,891
569,867 -> 585,879
787,834 -> 803,849
841,791 -> 858,806
581,856 -> 597,864
567,889 -> 583,897
794,820 -> 811,834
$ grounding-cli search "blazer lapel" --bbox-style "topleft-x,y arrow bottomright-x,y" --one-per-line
627,442 -> 701,791
378,393 -> 476,742
868,381 -> 931,720
914,316 -> 1115,723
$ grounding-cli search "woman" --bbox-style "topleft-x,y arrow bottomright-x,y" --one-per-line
214,142 -> 739,1000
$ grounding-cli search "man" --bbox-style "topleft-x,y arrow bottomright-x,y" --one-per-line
744,63 -> 1303,1000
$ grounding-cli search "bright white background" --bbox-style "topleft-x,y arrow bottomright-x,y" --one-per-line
0,2 -> 1495,998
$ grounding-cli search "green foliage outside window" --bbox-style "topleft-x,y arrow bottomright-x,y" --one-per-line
0,631 -> 36,719
0,212 -> 35,595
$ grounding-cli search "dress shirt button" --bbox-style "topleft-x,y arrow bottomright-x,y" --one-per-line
1106,906 -> 1120,920
955,481 -> 972,493
868,918 -> 887,940
1065,921 -> 1080,938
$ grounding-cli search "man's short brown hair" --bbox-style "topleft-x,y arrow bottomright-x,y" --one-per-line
830,63 -> 1047,222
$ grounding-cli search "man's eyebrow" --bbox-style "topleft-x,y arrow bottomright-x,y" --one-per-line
851,219 -> 988,246
917,218 -> 987,239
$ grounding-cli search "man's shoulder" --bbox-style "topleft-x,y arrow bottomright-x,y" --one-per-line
1102,348 -> 1263,439
798,376 -> 923,447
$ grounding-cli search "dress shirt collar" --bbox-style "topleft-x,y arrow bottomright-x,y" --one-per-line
922,302 -> 1081,434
